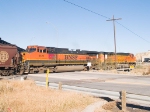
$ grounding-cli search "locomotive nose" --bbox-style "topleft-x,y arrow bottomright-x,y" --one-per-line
22,52 -> 26,56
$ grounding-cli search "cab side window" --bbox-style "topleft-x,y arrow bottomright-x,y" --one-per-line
43,49 -> 47,53
28,48 -> 36,53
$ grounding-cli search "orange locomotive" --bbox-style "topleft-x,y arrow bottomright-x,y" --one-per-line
21,45 -> 136,73
21,45 -> 91,73
87,52 -> 136,70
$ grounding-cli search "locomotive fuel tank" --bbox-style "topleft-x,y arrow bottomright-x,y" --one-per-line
54,65 -> 85,72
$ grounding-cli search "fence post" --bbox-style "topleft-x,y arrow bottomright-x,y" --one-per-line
59,82 -> 62,90
46,69 -> 49,88
121,90 -> 126,111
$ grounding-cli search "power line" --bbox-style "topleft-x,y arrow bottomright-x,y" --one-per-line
63,0 -> 150,44
116,21 -> 150,43
64,0 -> 110,19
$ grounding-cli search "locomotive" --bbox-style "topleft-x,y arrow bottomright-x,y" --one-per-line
0,38 -> 136,76
21,47 -> 136,73
88,52 -> 136,70
21,45 -> 92,73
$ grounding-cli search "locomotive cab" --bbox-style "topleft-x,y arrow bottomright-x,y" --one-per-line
26,46 -> 48,53
26,46 -> 39,53
22,45 -> 48,60
21,45 -> 50,74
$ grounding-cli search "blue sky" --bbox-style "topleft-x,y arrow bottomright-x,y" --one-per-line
0,0 -> 150,54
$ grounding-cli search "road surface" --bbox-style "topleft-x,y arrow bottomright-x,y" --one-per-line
24,71 -> 150,96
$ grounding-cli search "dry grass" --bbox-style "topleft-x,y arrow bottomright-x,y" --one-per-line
100,64 -> 150,76
131,64 -> 150,75
0,80 -> 99,112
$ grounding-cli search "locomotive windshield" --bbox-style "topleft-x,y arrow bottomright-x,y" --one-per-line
27,48 -> 36,53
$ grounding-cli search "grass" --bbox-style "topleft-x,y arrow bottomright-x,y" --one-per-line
134,65 -> 143,69
0,80 -> 100,112
131,64 -> 150,75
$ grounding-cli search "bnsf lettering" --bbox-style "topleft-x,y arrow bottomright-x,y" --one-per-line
65,55 -> 78,60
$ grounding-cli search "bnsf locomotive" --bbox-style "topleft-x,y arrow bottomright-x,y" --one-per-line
0,38 -> 136,76
21,45 -> 91,73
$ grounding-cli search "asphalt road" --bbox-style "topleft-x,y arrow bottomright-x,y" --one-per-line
25,71 -> 150,96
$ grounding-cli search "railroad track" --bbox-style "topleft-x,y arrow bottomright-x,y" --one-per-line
0,75 -> 26,80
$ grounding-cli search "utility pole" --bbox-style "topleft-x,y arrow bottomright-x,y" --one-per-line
106,15 -> 121,69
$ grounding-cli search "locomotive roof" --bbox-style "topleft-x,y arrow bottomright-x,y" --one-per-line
85,51 -> 99,54
97,52 -> 133,55
28,45 -> 133,55
117,52 -> 132,55
47,47 -> 87,54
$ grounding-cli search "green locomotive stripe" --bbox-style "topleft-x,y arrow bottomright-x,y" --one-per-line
25,60 -> 88,66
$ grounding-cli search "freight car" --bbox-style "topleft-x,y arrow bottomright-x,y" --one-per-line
0,38 -> 25,76
0,44 -> 21,75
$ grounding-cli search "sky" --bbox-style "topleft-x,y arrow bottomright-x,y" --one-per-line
0,0 -> 150,54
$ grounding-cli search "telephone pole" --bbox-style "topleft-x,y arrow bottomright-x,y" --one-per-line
107,15 -> 121,69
